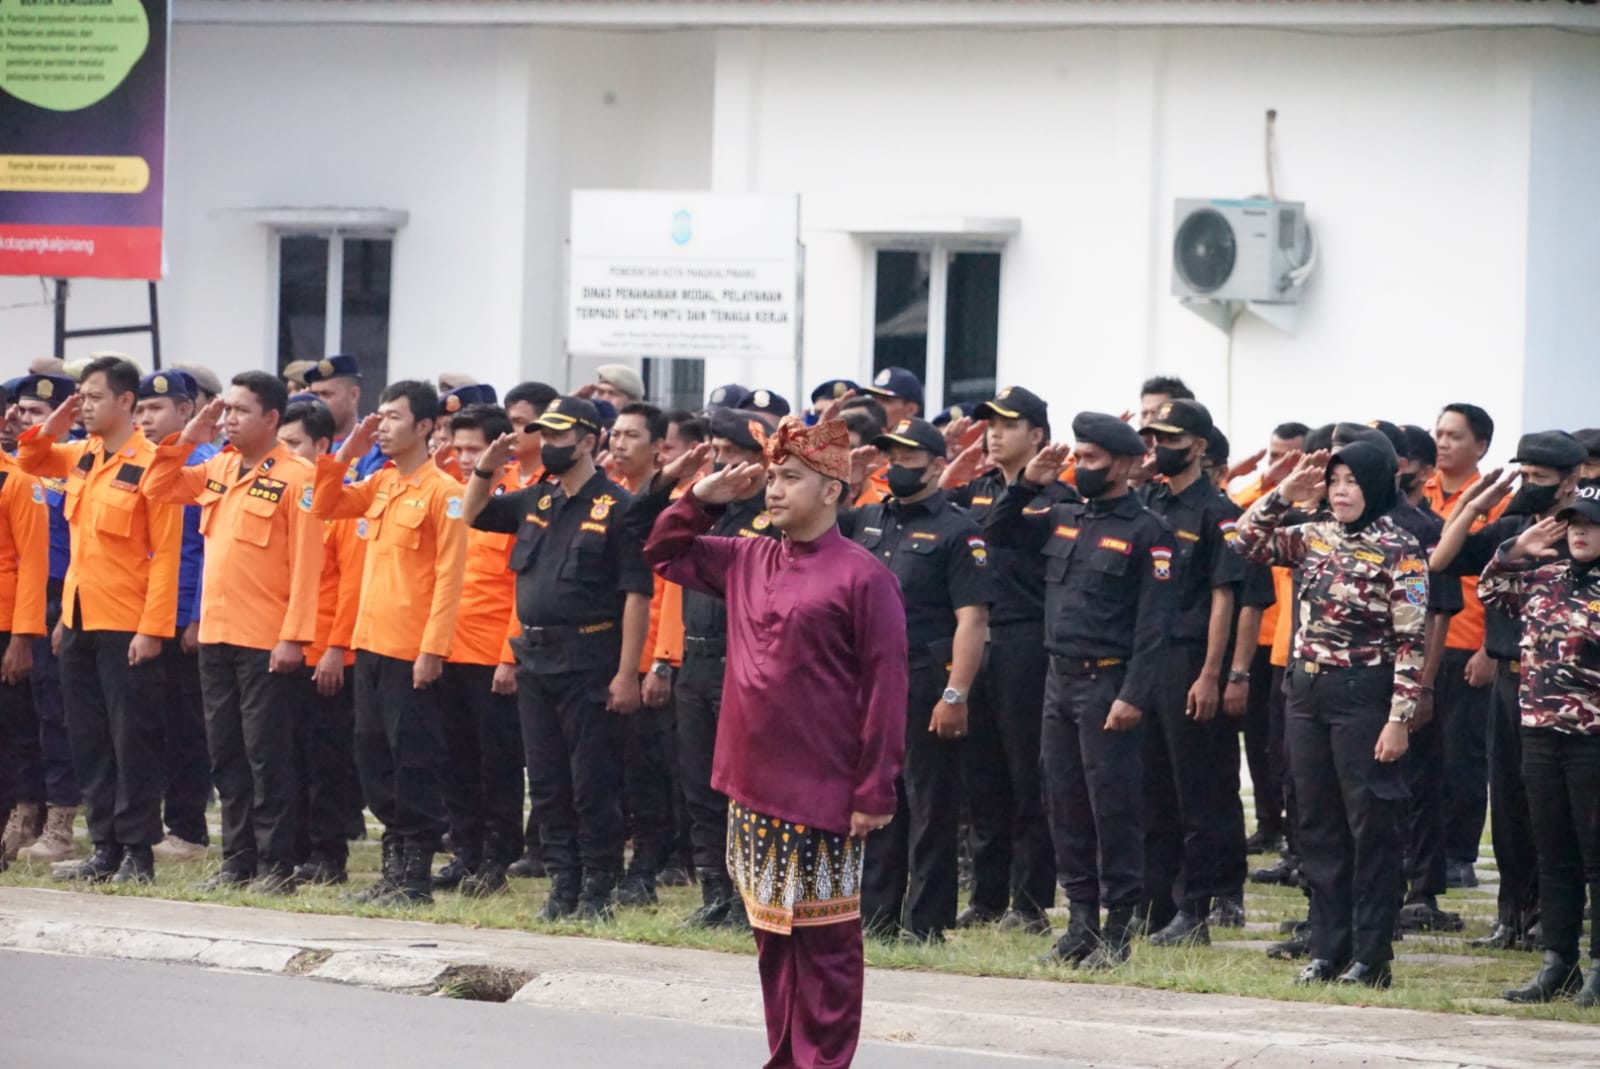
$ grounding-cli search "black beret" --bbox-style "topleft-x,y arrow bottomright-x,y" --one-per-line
1574,428 -> 1600,460
1513,430 -> 1588,471
708,408 -> 773,452
1072,411 -> 1147,458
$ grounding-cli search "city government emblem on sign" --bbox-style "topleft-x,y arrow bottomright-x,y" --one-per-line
671,210 -> 692,246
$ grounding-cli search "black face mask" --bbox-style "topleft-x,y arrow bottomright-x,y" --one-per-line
1075,464 -> 1114,499
711,461 -> 727,474
541,442 -> 579,476
887,464 -> 929,500
1397,471 -> 1420,495
1154,445 -> 1192,478
1507,481 -> 1560,517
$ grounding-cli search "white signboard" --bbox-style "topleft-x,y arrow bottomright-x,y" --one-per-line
567,191 -> 799,361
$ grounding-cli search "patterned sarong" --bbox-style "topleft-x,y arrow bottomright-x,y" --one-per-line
727,800 -> 863,935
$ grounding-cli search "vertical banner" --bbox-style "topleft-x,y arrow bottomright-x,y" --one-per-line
0,0 -> 169,279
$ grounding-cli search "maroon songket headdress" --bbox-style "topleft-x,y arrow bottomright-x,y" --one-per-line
760,416 -> 851,483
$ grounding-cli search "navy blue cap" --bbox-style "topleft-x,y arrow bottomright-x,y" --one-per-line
534,396 -> 602,434
1072,411 -> 1148,457
931,404 -> 969,429
706,384 -> 752,411
302,355 -> 363,383
709,408 -> 775,452
809,379 -> 857,404
863,366 -> 924,407
137,369 -> 198,402
286,391 -> 320,407
592,398 -> 617,428
3,374 -> 75,409
739,388 -> 790,418
441,383 -> 498,415
873,417 -> 946,458
1513,430 -> 1588,471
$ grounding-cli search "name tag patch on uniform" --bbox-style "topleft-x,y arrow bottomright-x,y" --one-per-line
1054,525 -> 1079,540
967,536 -> 988,565
970,496 -> 993,506
110,463 -> 145,492
580,521 -> 608,534
1354,549 -> 1385,565
75,453 -> 95,475
864,527 -> 883,537
1308,537 -> 1332,554
248,477 -> 286,503
204,479 -> 228,495
1152,547 -> 1173,580
910,531 -> 937,541
446,496 -> 463,520
1098,536 -> 1131,554
1176,529 -> 1200,542
525,513 -> 548,528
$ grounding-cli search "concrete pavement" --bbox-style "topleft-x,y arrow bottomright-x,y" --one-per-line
2,887 -> 1598,1068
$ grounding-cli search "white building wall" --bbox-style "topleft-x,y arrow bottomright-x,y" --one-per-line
721,26 -> 1586,457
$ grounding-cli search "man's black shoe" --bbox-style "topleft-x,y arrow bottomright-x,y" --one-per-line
539,872 -> 581,922
54,844 -> 122,883
249,864 -> 300,896
616,873 -> 658,908
197,867 -> 254,892
1399,899 -> 1464,933
1148,910 -> 1211,948
1250,860 -> 1297,886
1445,861 -> 1479,889
578,871 -> 617,923
1042,903 -> 1099,966
507,851 -> 546,879
1294,959 -> 1341,984
1208,895 -> 1245,929
956,904 -> 1002,929
343,840 -> 404,904
1335,961 -> 1393,989
373,847 -> 435,907
1267,930 -> 1312,961
1503,950 -> 1583,1003
292,856 -> 348,886
1470,922 -> 1532,951
998,908 -> 1052,936
1574,960 -> 1600,1008
432,854 -> 475,891
111,846 -> 154,886
1244,829 -> 1285,854
658,865 -> 693,888
460,860 -> 509,898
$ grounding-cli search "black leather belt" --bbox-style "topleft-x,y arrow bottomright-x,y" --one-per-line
1051,655 -> 1124,677
521,620 -> 615,646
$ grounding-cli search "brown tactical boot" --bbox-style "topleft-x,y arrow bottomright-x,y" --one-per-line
2,802 -> 42,861
18,806 -> 78,864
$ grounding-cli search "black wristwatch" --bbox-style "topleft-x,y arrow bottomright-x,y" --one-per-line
1226,669 -> 1249,685
472,467 -> 496,480
650,661 -> 672,679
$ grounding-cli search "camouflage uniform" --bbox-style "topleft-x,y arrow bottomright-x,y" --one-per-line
1232,487 -> 1426,972
1478,544 -> 1600,966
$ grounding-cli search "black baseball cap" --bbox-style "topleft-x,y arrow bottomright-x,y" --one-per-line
1513,430 -> 1588,471
873,417 -> 945,457
975,385 -> 1049,428
1558,479 -> 1600,524
1140,398 -> 1214,439
534,396 -> 602,434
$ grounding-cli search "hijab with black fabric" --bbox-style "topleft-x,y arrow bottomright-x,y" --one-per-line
1327,441 -> 1397,534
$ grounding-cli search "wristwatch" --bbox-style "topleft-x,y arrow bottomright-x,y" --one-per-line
941,686 -> 968,705
1226,669 -> 1249,685
650,661 -> 672,679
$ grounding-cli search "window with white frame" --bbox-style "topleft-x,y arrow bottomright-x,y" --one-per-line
870,243 -> 1001,417
274,230 -> 394,410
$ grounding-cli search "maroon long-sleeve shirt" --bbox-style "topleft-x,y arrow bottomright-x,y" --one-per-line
644,491 -> 909,835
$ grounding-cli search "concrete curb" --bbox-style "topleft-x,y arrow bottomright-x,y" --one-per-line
4,890 -> 1600,1069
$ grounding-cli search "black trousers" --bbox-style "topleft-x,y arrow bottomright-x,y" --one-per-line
292,666 -> 364,864
0,634 -> 31,817
438,662 -> 525,866
962,620 -> 1054,916
1243,644 -> 1285,840
17,588 -> 77,807
352,651 -> 447,849
1270,664 -> 1300,861
624,691 -> 677,879
676,647 -> 731,871
1286,662 -> 1406,966
1523,727 -> 1600,962
58,624 -> 167,847
1042,661 -> 1144,908
862,663 -> 962,939
1490,664 -> 1538,929
198,643 -> 299,872
1400,698 -> 1446,904
1437,646 -> 1491,864
1142,643 -> 1248,922
162,639 -> 212,844
518,664 -> 626,879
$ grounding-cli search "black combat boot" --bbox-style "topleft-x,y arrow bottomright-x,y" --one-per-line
111,844 -> 154,885
683,867 -> 734,929
578,870 -> 618,922
385,847 -> 434,906
1148,904 -> 1211,948
344,839 -> 404,903
1504,950 -> 1583,1003
1081,906 -> 1135,971
1042,902 -> 1100,966
1574,960 -> 1600,1008
539,871 -> 581,922
55,843 -> 123,884
460,859 -> 510,898
431,852 -> 477,891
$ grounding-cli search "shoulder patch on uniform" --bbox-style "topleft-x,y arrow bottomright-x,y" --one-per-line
590,494 -> 615,521
1219,519 -> 1239,542
446,496 -> 463,520
967,535 -> 988,566
299,484 -> 314,512
1151,546 -> 1173,580
356,518 -> 370,539
30,482 -> 44,505
752,512 -> 771,530
1402,575 -> 1427,605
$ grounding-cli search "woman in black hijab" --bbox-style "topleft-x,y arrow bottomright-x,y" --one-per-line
1232,442 -> 1428,989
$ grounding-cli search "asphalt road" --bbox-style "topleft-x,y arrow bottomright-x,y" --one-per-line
0,951 -> 1085,1069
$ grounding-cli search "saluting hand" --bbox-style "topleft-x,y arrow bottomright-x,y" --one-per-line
942,415 -> 973,457
1275,449 -> 1331,503
940,440 -> 987,490
181,397 -> 225,446
1022,442 -> 1071,486
1466,467 -> 1517,517
815,389 -> 857,426
848,445 -> 879,492
1509,516 -> 1568,562
1228,448 -> 1268,485
692,461 -> 764,505
662,441 -> 712,487
476,432 -> 517,475
336,413 -> 381,465
40,394 -> 82,441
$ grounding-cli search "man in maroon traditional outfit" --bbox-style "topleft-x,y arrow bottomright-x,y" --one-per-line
643,416 -> 908,1069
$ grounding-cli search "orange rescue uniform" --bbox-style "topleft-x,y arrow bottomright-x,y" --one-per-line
311,456 -> 467,661
17,425 -> 182,636
306,518 -> 365,668
0,452 -> 49,637
1423,471 -> 1509,652
141,439 -> 323,650
449,465 -> 520,667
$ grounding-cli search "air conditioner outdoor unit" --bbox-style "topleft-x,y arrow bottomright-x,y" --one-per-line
1171,198 -> 1312,304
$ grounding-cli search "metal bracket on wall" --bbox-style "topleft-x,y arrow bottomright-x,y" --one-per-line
52,278 -> 163,367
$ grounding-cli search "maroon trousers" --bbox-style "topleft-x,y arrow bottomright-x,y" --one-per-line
753,922 -> 864,1069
